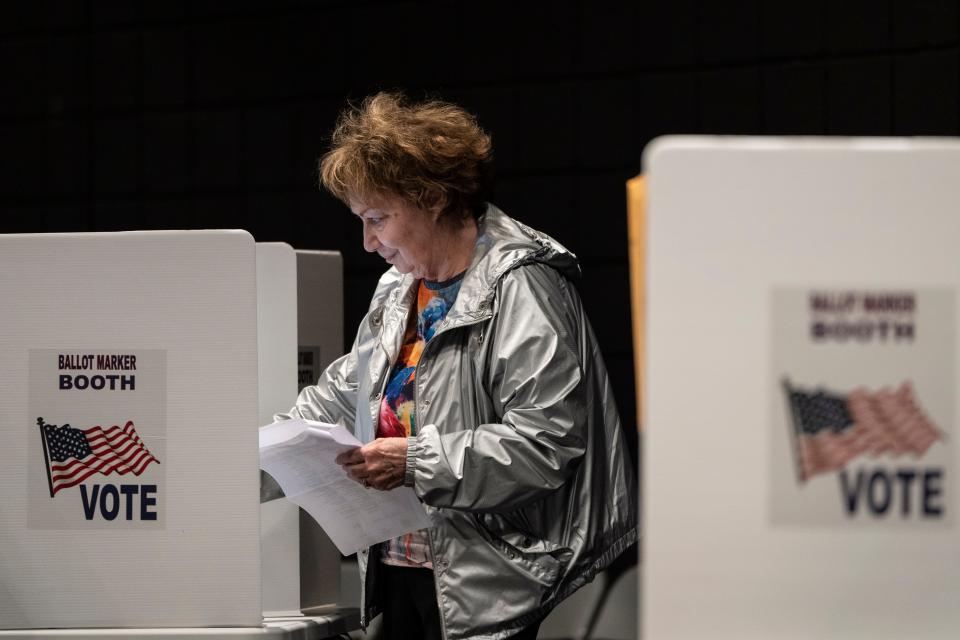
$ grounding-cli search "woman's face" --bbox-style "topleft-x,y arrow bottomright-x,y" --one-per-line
349,194 -> 441,280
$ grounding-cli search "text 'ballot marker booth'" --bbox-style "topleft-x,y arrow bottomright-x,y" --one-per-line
644,137 -> 960,639
0,231 -> 261,630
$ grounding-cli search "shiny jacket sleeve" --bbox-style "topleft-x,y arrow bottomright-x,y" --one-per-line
273,270 -> 400,430
272,336 -> 359,429
408,263 -> 590,512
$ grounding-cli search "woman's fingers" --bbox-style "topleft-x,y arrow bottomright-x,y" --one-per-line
336,438 -> 408,490
366,470 -> 403,491
335,447 -> 363,466
362,438 -> 407,488
344,466 -> 365,482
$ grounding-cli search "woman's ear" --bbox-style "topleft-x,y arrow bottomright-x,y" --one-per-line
425,192 -> 448,221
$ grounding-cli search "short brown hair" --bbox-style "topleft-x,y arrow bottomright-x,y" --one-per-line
319,92 -> 493,219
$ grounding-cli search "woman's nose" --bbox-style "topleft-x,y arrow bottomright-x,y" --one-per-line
362,224 -> 379,253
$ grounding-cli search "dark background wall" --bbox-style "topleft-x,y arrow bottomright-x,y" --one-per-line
2,0 -> 958,433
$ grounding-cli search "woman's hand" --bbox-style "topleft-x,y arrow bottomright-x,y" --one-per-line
335,437 -> 407,491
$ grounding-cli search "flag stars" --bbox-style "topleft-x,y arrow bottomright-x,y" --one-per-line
44,424 -> 93,462
789,390 -> 855,435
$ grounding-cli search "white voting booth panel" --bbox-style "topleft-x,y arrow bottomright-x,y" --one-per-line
256,243 -> 301,617
0,231 -> 261,629
295,250 -> 343,611
296,251 -> 344,393
645,137 -> 960,639
258,246 -> 346,616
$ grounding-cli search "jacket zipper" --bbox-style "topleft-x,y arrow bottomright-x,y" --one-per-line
362,284 -> 493,634
360,362 -> 395,628
412,310 -> 491,640
361,294 -> 405,628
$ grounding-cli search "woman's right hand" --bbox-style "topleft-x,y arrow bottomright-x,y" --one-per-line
335,437 -> 408,491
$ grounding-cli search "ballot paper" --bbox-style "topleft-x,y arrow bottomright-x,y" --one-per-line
258,419 -> 431,555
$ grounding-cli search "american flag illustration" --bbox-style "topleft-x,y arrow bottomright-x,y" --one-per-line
783,380 -> 941,483
37,417 -> 160,497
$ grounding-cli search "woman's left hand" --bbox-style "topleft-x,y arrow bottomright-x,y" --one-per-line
335,437 -> 408,491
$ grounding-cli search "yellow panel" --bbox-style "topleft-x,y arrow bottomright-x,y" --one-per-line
626,175 -> 645,431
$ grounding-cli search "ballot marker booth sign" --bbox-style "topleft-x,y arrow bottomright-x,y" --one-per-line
0,231 -> 261,630
28,349 -> 166,529
645,137 -> 960,640
771,289 -> 953,526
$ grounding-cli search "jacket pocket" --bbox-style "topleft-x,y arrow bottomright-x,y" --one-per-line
473,513 -> 572,587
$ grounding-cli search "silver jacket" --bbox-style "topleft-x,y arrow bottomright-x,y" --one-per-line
277,205 -> 638,640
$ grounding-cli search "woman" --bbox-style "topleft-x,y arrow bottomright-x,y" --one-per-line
278,92 -> 638,640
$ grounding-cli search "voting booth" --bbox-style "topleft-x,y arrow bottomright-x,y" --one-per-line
259,246 -> 345,616
257,242 -> 302,617
294,250 -> 344,612
0,231 -> 262,629
644,137 -> 960,639
0,232 -> 352,637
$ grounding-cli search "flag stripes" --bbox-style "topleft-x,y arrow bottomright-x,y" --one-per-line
785,381 -> 940,482
40,419 -> 159,496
